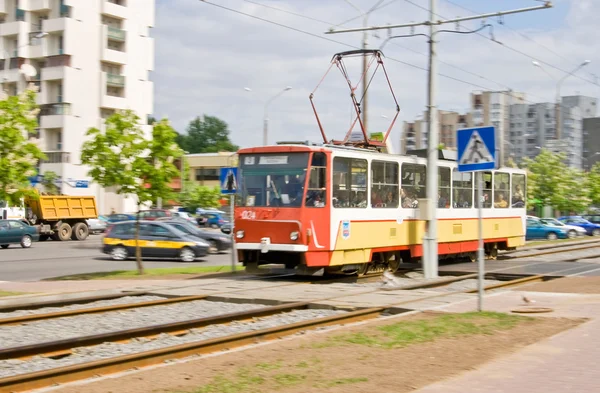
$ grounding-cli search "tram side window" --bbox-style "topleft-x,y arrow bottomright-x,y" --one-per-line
438,167 -> 451,208
452,170 -> 473,208
306,153 -> 327,208
512,174 -> 526,208
401,163 -> 426,208
494,172 -> 510,208
476,171 -> 493,208
333,157 -> 368,208
371,161 -> 399,208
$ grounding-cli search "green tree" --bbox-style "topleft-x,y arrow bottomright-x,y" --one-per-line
176,115 -> 239,153
81,110 -> 181,274
41,171 -> 59,195
0,88 -> 45,206
554,167 -> 590,214
181,186 -> 222,212
587,162 -> 600,207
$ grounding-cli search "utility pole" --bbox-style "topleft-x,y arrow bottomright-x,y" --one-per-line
362,16 -> 369,134
326,1 -> 553,279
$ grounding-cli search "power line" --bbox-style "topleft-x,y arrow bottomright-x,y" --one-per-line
217,0 -> 544,103
403,0 -> 597,86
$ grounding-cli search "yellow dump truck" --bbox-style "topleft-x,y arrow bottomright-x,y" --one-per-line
24,194 -> 98,241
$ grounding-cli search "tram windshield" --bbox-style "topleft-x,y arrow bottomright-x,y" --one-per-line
239,153 -> 309,207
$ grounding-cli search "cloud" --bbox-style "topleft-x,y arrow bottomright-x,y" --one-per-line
152,0 -> 600,152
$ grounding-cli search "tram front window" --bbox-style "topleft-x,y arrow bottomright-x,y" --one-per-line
239,153 -> 309,207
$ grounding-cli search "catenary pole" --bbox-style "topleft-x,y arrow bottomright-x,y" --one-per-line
326,1 -> 552,279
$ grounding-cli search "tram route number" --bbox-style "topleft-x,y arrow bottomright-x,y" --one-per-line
241,211 -> 256,220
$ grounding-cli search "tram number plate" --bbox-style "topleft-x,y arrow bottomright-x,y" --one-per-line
241,211 -> 256,220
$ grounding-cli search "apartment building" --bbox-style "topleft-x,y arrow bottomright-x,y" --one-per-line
401,111 -> 472,154
583,117 -> 600,171
0,0 -> 154,214
470,90 -> 526,166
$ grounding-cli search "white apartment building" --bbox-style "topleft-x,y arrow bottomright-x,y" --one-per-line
0,0 -> 154,214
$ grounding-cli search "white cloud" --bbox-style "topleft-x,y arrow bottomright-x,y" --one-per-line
152,0 -> 600,152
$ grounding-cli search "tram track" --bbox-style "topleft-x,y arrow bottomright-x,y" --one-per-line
0,266 -> 569,392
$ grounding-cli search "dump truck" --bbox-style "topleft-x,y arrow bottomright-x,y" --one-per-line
23,194 -> 98,241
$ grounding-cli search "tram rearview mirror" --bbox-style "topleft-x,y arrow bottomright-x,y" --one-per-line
418,198 -> 431,221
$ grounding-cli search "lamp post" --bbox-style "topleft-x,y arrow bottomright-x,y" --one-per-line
532,60 -> 591,140
263,86 -> 292,146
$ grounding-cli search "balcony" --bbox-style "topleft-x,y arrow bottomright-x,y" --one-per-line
106,73 -> 124,87
43,16 -> 73,33
102,47 -> 126,64
0,20 -> 26,36
102,0 -> 128,19
101,94 -> 126,109
23,0 -> 51,11
0,57 -> 25,70
42,151 -> 70,164
44,54 -> 70,67
39,103 -> 71,128
16,8 -> 25,21
107,26 -> 125,41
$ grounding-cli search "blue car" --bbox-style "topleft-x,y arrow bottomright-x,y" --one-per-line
558,216 -> 600,236
526,218 -> 569,240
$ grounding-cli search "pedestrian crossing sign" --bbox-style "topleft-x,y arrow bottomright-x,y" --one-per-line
219,167 -> 238,195
457,126 -> 496,172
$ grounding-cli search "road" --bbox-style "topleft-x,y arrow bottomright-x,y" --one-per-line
0,235 -> 238,281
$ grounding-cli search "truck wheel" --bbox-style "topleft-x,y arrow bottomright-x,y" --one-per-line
57,222 -> 72,241
71,222 -> 89,241
0,245 -> 8,249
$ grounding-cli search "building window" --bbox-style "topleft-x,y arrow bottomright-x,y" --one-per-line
195,168 -> 219,182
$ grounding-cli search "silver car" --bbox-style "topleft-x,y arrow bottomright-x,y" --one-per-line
86,216 -> 108,234
539,217 -> 587,238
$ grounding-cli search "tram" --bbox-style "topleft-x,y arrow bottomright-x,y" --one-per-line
233,144 -> 527,275
233,49 -> 526,275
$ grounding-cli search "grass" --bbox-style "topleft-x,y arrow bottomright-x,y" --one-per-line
525,236 -> 594,247
315,377 -> 369,388
0,291 -> 25,297
45,266 -> 242,281
315,312 -> 530,350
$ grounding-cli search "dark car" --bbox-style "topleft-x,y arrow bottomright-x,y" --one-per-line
102,220 -> 209,261
105,214 -> 136,223
582,215 -> 600,225
0,219 -> 39,249
220,222 -> 233,235
160,219 -> 232,254
137,209 -> 173,221
558,216 -> 600,236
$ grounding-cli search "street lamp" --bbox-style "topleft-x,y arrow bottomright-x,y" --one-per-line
263,86 -> 292,146
532,59 -> 591,140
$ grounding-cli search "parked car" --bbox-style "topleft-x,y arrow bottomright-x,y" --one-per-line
137,209 -> 173,221
198,212 -> 229,229
87,215 -> 108,234
220,222 -> 233,235
173,211 -> 195,223
582,214 -> 600,225
557,216 -> 600,236
102,220 -> 209,261
0,219 -> 39,248
160,219 -> 232,254
537,217 -> 587,238
526,218 -> 569,240
105,213 -> 137,223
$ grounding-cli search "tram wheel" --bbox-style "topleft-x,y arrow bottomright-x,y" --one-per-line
356,263 -> 369,277
388,254 -> 401,273
469,252 -> 477,263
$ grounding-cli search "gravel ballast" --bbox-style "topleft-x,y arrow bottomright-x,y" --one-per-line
0,300 -> 267,349
0,309 -> 346,378
0,296 -> 167,319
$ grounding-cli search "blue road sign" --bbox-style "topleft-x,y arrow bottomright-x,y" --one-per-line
220,167 -> 238,195
457,126 -> 496,172
74,180 -> 89,188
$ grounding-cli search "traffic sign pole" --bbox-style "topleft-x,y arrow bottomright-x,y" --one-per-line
230,194 -> 236,273
477,172 -> 484,312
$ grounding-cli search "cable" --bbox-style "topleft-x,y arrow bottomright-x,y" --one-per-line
404,0 -> 597,86
213,0 -> 545,100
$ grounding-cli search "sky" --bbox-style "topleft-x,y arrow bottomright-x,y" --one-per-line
152,0 -> 600,153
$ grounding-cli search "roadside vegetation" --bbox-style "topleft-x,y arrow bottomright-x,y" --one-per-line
45,266 -> 240,280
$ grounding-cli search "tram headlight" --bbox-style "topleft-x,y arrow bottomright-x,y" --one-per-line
236,230 -> 245,239
290,231 -> 299,241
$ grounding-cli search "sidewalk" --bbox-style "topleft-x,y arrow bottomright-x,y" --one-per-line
415,290 -> 600,393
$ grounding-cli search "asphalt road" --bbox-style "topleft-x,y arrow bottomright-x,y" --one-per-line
0,235 -> 238,282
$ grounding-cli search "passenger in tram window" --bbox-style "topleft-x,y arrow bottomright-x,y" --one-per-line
354,191 -> 367,208
306,190 -> 325,207
480,192 -> 491,208
372,190 -> 383,207
512,185 -> 524,204
438,191 -> 448,208
385,190 -> 397,208
494,192 -> 508,208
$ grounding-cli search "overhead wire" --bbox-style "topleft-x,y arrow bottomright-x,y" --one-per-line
234,0 -> 546,105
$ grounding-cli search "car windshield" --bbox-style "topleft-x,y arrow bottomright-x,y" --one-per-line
569,218 -> 590,224
541,219 -> 562,226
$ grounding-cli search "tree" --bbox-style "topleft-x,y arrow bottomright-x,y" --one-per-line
81,110 -> 181,274
523,149 -> 590,214
181,186 -> 222,212
176,115 -> 239,153
0,88 -> 45,206
41,171 -> 59,195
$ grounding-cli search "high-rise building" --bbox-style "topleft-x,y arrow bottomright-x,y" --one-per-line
470,90 -> 526,166
401,111 -> 472,154
0,0 -> 155,214
583,117 -> 600,171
